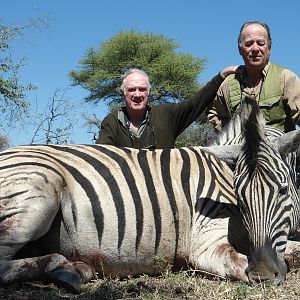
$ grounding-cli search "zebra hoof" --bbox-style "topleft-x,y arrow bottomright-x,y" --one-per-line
46,268 -> 81,294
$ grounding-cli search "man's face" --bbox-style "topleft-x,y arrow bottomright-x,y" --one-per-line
123,73 -> 150,114
239,23 -> 271,69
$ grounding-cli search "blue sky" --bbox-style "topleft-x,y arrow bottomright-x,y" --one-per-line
2,0 -> 300,145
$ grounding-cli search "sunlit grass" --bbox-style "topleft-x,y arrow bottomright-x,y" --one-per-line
1,267 -> 299,299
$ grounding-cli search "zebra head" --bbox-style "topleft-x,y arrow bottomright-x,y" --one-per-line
205,97 -> 300,285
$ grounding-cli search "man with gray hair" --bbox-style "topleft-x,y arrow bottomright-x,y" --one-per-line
207,21 -> 300,132
97,66 -> 238,149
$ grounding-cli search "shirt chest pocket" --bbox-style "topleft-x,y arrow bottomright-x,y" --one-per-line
259,95 -> 285,124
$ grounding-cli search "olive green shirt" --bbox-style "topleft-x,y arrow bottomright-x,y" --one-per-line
97,73 -> 224,149
208,62 -> 300,132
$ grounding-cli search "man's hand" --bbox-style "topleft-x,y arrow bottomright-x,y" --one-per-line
220,65 -> 244,78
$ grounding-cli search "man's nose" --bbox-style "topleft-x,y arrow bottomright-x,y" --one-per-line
133,89 -> 142,97
251,42 -> 259,51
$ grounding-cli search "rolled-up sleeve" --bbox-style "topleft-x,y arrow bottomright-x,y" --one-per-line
283,69 -> 300,125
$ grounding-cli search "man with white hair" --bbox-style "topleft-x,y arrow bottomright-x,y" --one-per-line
97,66 -> 238,149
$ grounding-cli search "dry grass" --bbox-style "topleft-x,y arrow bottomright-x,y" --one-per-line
1,267 -> 299,300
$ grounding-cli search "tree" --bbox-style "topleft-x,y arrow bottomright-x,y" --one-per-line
69,31 -> 207,107
30,89 -> 76,145
0,16 -> 48,146
175,120 -> 215,147
0,20 -> 38,129
83,113 -> 101,143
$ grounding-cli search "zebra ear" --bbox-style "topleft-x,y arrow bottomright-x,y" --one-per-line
201,145 -> 242,164
276,129 -> 300,155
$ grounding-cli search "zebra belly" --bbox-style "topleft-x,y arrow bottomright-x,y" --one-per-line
54,209 -> 191,277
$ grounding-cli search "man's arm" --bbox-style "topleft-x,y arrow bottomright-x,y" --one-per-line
170,66 -> 240,135
283,69 -> 300,126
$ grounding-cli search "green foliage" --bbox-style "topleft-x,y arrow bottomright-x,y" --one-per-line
0,21 -> 36,129
175,120 -> 215,147
69,30 -> 206,106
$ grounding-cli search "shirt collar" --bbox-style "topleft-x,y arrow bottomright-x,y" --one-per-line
262,61 -> 270,77
118,106 -> 151,128
238,61 -> 270,83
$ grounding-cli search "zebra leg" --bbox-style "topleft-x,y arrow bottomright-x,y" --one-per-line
0,191 -> 60,265
0,253 -> 68,283
190,234 -> 249,281
46,260 -> 95,293
190,217 -> 249,281
0,254 -> 95,293
0,192 -> 95,292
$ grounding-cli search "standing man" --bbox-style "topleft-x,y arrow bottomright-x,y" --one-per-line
207,21 -> 300,132
97,66 -> 238,149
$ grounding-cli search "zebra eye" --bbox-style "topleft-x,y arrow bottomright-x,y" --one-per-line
278,186 -> 288,196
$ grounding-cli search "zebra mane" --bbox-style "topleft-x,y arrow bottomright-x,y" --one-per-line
210,96 -> 266,147
241,97 -> 265,171
209,109 -> 242,146
209,97 -> 266,171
